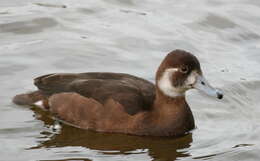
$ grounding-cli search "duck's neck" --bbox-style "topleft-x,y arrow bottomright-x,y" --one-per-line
153,88 -> 190,116
149,88 -> 195,136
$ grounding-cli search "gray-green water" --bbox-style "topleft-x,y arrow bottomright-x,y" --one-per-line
1,0 -> 260,160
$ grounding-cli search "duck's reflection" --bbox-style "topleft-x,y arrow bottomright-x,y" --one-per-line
30,107 -> 193,161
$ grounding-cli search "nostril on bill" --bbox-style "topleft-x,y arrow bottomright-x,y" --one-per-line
201,81 -> 205,85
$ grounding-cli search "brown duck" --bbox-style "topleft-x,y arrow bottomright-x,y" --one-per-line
13,50 -> 223,137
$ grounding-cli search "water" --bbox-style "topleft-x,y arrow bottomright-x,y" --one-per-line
1,0 -> 260,160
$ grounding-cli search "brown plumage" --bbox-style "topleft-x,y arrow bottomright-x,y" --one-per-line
13,49 -> 223,136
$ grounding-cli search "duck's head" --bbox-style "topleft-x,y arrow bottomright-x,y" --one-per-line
156,50 -> 223,99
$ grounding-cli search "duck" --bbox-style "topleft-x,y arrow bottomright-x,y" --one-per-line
13,49 -> 223,137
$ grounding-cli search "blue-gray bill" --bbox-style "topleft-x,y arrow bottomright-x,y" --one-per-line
193,75 -> 223,99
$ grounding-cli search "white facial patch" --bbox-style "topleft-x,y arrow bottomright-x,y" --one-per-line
158,68 -> 184,97
184,71 -> 198,87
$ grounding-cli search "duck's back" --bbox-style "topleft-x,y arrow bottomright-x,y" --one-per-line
34,72 -> 155,115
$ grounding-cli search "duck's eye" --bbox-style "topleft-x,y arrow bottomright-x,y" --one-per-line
180,66 -> 189,73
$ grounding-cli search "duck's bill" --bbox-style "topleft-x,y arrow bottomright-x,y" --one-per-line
193,75 -> 223,99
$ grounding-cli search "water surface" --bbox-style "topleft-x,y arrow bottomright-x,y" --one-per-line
1,0 -> 260,160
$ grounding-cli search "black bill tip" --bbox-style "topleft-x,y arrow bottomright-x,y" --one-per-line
217,92 -> 223,99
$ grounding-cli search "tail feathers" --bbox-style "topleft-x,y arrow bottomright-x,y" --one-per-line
12,91 -> 47,106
